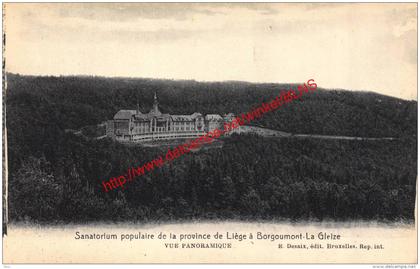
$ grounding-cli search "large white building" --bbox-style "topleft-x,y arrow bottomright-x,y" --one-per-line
106,93 -> 236,143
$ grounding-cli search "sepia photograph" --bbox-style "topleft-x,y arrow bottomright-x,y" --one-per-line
2,2 -> 418,264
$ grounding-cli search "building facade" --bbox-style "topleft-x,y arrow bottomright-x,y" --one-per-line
106,93 -> 236,143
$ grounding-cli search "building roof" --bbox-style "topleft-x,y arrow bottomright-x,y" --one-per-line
113,94 -> 226,123
133,112 -> 171,120
205,114 -> 223,121
171,112 -> 204,121
171,115 -> 194,121
191,112 -> 203,118
114,110 -> 137,120
148,106 -> 162,116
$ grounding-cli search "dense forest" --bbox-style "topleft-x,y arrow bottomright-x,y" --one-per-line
5,73 -> 417,223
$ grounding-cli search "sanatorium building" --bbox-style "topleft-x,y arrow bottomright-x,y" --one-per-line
106,93 -> 236,143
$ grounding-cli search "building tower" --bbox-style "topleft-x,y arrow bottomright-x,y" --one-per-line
151,92 -> 160,114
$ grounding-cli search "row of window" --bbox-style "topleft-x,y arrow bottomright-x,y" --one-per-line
133,126 -> 197,133
132,121 -> 196,127
132,132 -> 205,141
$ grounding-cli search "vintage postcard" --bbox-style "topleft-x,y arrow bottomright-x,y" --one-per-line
2,2 -> 418,264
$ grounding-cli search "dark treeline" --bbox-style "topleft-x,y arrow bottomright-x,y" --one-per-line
7,74 -> 416,136
5,73 -> 417,223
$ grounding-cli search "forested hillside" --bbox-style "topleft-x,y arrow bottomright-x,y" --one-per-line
5,74 -> 417,223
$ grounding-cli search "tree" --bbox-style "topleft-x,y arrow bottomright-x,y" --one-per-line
9,157 -> 63,222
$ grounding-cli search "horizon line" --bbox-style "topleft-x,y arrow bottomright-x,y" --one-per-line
4,72 -> 416,102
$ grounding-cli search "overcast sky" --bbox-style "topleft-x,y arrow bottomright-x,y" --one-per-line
4,3 -> 417,100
